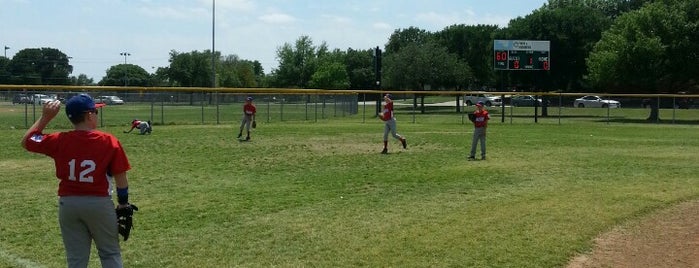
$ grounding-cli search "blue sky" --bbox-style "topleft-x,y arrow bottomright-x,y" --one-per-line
1,0 -> 548,80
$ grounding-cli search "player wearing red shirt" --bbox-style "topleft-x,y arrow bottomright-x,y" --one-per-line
379,94 -> 407,154
468,101 -> 490,160
124,119 -> 152,135
22,94 -> 132,267
237,96 -> 257,141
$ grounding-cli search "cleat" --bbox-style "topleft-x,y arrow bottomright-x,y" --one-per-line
381,148 -> 388,154
467,156 -> 476,161
401,138 -> 407,149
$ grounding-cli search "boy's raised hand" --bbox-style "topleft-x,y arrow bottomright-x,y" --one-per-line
42,100 -> 61,121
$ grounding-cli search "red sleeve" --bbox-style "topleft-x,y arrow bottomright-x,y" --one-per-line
24,131 -> 61,156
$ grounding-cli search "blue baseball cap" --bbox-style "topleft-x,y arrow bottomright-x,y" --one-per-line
476,101 -> 484,107
246,96 -> 253,101
65,94 -> 105,119
384,93 -> 392,99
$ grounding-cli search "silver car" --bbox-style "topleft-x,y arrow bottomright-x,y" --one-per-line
510,95 -> 543,107
573,95 -> 620,108
95,96 -> 125,105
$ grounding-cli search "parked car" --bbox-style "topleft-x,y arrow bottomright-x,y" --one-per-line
12,94 -> 32,104
95,96 -> 125,105
573,95 -> 620,108
464,93 -> 502,107
510,95 -> 543,107
32,94 -> 56,105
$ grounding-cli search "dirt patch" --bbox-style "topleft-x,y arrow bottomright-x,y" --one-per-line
567,200 -> 699,268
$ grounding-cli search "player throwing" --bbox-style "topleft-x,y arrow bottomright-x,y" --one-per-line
379,93 -> 407,154
237,96 -> 256,141
21,94 -> 132,267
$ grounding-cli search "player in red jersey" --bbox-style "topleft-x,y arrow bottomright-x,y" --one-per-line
379,94 -> 407,154
468,101 -> 490,160
237,96 -> 256,141
124,119 -> 152,135
22,94 -> 132,268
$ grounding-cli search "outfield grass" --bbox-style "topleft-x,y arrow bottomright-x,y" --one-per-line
0,106 -> 698,267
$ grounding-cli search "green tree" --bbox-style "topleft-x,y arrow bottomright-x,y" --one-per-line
271,36 -> 325,88
149,67 -> 171,87
502,5 -> 610,91
100,64 -> 150,86
587,0 -> 699,92
69,74 -> 94,86
167,50 -> 219,87
7,48 -> 72,85
344,48 -> 374,90
309,49 -> 349,89
385,27 -> 433,54
383,41 -> 470,113
434,24 -> 500,89
218,55 -> 259,88
0,57 -> 10,84
543,0 -> 651,18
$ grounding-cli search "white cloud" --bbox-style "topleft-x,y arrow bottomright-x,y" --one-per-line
137,6 -> 208,20
258,13 -> 297,24
415,11 -> 464,29
208,0 -> 256,12
373,22 -> 392,30
321,14 -> 352,24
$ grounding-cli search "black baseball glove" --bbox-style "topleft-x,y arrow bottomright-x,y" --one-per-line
116,203 -> 139,241
252,121 -> 257,128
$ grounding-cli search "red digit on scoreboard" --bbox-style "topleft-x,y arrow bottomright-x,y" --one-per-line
514,60 -> 520,69
543,61 -> 549,70
496,51 -> 507,61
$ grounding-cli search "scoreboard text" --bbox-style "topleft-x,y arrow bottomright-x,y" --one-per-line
494,40 -> 550,71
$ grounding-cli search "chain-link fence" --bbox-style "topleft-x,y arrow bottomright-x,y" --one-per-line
1,87 -> 698,129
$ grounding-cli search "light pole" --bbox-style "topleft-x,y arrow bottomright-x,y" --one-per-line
120,52 -> 130,86
120,52 -> 130,64
4,46 -> 9,58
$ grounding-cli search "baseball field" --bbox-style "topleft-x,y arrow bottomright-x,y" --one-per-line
1,102 -> 698,267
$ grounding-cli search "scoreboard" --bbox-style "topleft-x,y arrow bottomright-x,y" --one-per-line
494,40 -> 550,71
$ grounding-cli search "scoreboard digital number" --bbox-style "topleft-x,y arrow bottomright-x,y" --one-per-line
494,40 -> 550,71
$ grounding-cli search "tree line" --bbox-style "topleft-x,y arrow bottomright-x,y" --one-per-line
0,0 -> 696,94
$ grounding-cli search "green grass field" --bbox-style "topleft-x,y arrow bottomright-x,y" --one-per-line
1,102 -> 698,267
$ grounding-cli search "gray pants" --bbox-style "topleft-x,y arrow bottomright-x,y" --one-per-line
239,114 -> 253,133
383,118 -> 402,141
469,127 -> 487,158
59,196 -> 122,268
138,122 -> 151,135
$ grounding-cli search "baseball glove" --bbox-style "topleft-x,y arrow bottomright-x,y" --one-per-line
116,203 -> 139,241
252,121 -> 257,128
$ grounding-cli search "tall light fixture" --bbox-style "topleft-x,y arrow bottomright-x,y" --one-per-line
120,52 -> 130,64
211,0 -> 216,88
120,52 -> 130,86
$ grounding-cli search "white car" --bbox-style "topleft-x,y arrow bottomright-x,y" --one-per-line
573,95 -> 620,108
464,93 -> 503,107
95,96 -> 125,105
32,94 -> 56,104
